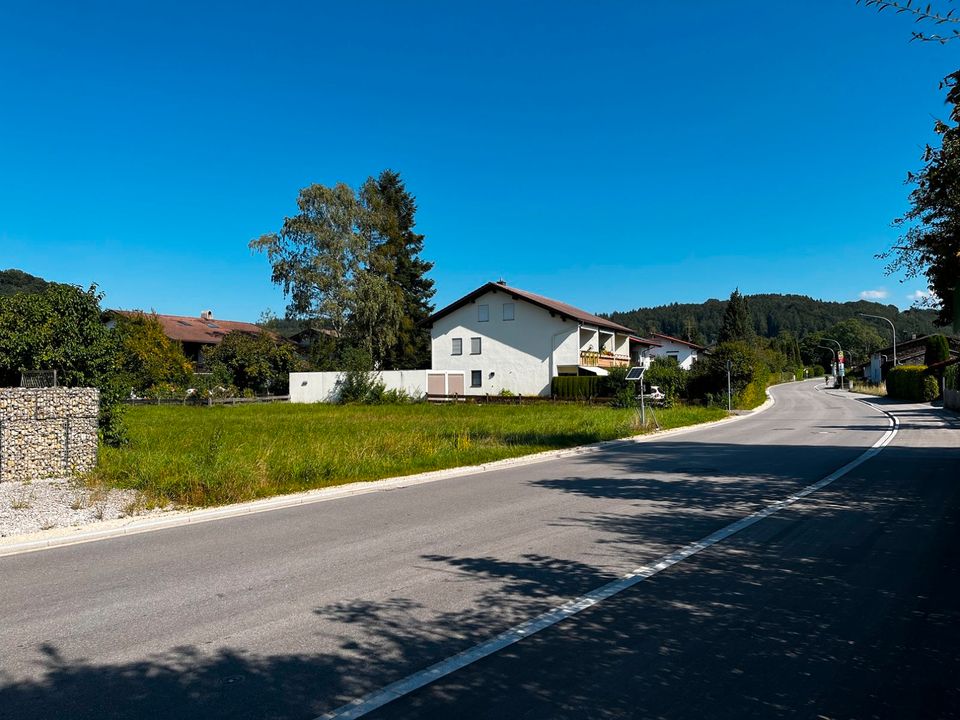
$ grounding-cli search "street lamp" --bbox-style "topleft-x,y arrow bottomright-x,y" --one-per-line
858,313 -> 897,366
822,338 -> 844,389
817,345 -> 837,380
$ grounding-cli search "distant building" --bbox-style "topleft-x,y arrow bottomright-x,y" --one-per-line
424,281 -> 659,396
105,310 -> 270,365
859,334 -> 960,383
646,332 -> 705,370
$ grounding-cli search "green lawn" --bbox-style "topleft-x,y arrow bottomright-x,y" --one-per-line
93,402 -> 728,507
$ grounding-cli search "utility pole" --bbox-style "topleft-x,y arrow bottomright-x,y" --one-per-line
858,313 -> 897,366
817,345 -> 837,381
726,359 -> 732,412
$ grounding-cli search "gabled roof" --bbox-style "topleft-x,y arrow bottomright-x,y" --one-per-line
425,282 -> 638,335
110,310 -> 268,345
650,332 -> 706,350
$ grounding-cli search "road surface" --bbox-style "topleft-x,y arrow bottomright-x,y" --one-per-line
1,381 -> 957,719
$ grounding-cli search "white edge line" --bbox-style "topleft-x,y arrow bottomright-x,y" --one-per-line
0,392 -> 779,558
318,398 -> 898,720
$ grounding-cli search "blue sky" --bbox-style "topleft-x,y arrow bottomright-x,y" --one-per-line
1,2 -> 955,321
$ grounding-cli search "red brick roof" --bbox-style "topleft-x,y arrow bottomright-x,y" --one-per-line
111,311 -> 268,345
426,282 -> 638,335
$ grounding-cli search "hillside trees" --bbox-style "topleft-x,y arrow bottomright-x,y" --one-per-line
251,171 -> 434,370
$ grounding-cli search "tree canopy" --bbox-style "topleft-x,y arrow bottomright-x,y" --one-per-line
251,170 -> 434,369
882,71 -> 960,330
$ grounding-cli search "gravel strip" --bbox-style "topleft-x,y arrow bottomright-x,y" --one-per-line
0,478 -> 162,538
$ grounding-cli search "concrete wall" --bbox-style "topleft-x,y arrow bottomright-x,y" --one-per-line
430,288 -> 580,396
945,388 -> 960,412
0,388 -> 99,482
290,370 -> 433,403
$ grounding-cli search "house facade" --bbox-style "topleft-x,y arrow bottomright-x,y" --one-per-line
426,281 -> 658,396
646,332 -> 704,370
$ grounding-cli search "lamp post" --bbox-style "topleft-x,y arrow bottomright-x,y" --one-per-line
817,345 -> 837,380
822,338 -> 844,389
858,313 -> 897,366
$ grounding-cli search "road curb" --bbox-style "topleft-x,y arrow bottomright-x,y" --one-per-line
0,391 -> 778,558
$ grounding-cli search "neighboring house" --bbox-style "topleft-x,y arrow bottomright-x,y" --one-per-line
859,334 -> 960,383
646,332 -> 704,370
105,309 -> 269,366
425,281 -> 659,396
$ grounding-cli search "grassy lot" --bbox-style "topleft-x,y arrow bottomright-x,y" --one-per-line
93,402 -> 728,507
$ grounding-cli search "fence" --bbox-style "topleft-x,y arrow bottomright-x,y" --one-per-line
126,395 -> 289,407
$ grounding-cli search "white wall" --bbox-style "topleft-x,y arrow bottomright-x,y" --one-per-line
290,370 -> 431,403
430,289 -> 579,396
648,339 -> 699,370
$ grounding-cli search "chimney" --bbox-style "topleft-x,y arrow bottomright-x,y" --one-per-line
200,310 -> 214,321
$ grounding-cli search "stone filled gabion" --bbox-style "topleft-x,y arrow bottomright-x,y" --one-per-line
0,388 -> 99,482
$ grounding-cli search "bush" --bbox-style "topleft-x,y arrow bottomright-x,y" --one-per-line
645,357 -> 688,399
886,365 -> 939,402
924,334 -> 951,366
551,376 -> 600,400
0,283 -> 128,445
946,363 -> 959,391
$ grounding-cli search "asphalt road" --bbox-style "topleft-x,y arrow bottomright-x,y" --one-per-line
1,381 -> 957,719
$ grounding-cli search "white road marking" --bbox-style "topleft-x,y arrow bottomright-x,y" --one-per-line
319,403 -> 900,719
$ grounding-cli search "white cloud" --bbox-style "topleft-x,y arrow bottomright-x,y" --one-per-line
859,289 -> 888,300
907,288 -> 933,303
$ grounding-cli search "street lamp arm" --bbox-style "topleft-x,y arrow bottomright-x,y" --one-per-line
857,313 -> 897,365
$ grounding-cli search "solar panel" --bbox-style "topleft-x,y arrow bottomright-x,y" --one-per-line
625,366 -> 644,381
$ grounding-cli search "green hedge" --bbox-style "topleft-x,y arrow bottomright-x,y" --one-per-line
551,376 -> 600,400
946,363 -> 959,391
886,365 -> 939,402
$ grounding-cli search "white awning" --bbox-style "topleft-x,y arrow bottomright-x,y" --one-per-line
578,366 -> 608,376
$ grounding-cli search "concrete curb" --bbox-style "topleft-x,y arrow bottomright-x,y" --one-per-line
0,392 -> 778,558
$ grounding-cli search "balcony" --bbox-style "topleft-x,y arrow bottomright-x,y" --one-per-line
580,350 -> 630,368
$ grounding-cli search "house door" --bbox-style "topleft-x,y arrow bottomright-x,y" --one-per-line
427,373 -> 446,396
447,374 -> 464,396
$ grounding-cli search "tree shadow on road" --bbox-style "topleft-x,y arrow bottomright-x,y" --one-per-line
2,438 -> 958,720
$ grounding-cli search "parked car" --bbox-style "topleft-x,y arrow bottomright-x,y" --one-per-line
642,385 -> 666,401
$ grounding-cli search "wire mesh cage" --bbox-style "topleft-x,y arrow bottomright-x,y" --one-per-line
20,370 -> 58,388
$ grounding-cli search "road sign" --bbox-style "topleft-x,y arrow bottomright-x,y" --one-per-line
838,350 -> 845,363
838,362 -> 845,377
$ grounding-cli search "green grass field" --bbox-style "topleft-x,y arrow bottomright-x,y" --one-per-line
93,402 -> 728,507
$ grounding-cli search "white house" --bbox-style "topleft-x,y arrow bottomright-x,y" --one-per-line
426,281 -> 659,396
646,332 -> 704,370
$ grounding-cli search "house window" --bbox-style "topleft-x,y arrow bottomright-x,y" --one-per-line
503,303 -> 515,321
478,304 -> 489,322
452,338 -> 462,355
471,370 -> 482,387
470,337 -> 482,354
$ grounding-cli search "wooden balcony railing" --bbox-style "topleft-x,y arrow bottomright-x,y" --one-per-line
580,351 -> 630,368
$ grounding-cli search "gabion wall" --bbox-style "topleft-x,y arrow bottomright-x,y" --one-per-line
0,388 -> 99,482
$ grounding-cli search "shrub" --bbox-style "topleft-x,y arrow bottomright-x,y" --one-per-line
886,365 -> 939,402
946,363 -> 959,391
924,334 -> 951,367
645,356 -> 688,399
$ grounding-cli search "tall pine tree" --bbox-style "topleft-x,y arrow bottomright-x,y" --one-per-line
362,170 -> 435,369
717,288 -> 755,343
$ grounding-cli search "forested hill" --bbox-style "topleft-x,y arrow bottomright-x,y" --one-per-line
0,269 -> 51,297
606,294 -> 947,345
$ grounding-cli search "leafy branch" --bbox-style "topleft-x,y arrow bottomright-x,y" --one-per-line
857,0 -> 960,42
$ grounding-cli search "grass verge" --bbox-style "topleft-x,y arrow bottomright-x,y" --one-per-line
92,402 -> 728,508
